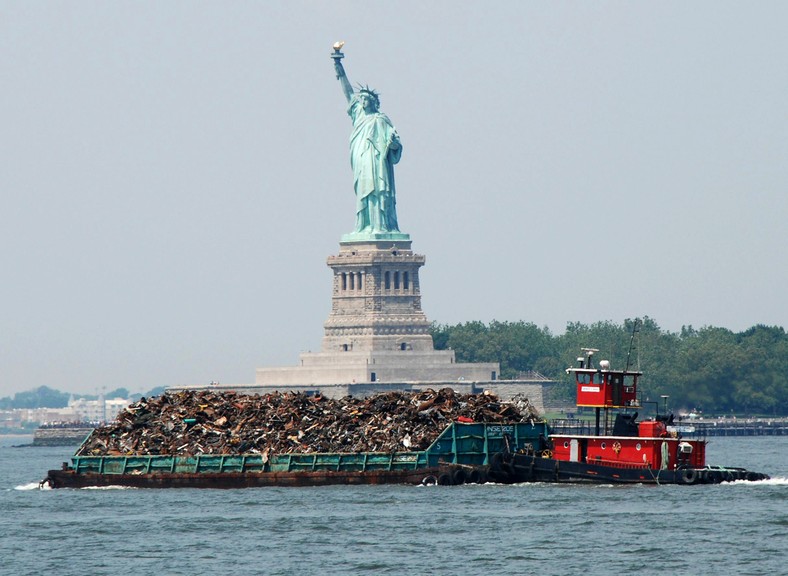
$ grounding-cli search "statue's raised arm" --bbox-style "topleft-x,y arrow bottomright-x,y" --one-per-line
331,41 -> 354,103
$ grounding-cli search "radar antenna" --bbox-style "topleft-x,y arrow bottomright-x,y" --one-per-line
625,318 -> 641,372
580,348 -> 599,369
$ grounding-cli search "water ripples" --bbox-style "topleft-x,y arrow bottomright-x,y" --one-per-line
2,437 -> 786,575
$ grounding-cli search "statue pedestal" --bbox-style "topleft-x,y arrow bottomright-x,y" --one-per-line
253,238 -> 499,389
322,238 -> 430,353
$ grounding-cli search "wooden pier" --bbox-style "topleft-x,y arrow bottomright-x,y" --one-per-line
549,418 -> 788,438
696,420 -> 787,437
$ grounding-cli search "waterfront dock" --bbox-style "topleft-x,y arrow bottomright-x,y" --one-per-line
549,418 -> 788,438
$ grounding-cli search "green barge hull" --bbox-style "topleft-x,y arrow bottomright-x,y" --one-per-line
43,421 -> 548,488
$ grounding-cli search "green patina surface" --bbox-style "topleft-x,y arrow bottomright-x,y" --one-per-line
332,43 -> 407,240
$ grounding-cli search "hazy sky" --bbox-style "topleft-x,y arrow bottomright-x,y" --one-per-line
2,2 -> 786,396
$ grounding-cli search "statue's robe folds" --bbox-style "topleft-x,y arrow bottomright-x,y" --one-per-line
348,94 -> 402,233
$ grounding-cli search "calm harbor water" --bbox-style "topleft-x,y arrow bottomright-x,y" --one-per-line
2,435 -> 786,576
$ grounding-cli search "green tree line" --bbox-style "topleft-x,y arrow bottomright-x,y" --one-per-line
431,317 -> 788,416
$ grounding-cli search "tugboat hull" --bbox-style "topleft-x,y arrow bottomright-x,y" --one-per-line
489,452 -> 769,485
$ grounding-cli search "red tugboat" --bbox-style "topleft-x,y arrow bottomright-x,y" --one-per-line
490,348 -> 769,485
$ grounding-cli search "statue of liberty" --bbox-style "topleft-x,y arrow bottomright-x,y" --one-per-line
331,42 -> 405,238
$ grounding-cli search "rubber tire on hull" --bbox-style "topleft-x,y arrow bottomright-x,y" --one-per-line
468,468 -> 487,484
680,468 -> 698,485
437,473 -> 453,486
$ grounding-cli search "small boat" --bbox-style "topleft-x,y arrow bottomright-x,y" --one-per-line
32,422 -> 95,446
488,348 -> 769,485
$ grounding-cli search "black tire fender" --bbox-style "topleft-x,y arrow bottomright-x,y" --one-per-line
437,473 -> 453,486
468,468 -> 486,484
681,468 -> 698,484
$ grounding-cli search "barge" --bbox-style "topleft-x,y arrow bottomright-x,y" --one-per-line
488,348 -> 770,485
43,420 -> 549,488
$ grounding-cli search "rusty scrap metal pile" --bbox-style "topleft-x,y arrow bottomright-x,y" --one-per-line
77,388 -> 542,457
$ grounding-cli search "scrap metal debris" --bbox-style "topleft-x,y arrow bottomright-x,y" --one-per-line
76,388 -> 542,457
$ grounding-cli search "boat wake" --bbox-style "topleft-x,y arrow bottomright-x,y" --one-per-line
722,476 -> 788,486
14,482 -> 48,491
14,481 -> 138,491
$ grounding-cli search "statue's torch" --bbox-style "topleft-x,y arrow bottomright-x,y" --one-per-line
331,41 -> 353,102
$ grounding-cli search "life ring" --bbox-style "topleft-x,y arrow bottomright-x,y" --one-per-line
421,475 -> 438,486
612,441 -> 622,455
541,449 -> 553,459
680,468 -> 698,484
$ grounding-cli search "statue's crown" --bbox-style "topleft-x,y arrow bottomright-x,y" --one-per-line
357,84 -> 380,106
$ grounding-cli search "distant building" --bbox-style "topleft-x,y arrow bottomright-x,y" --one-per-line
0,407 -> 80,427
68,397 -> 131,423
0,397 -> 133,428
